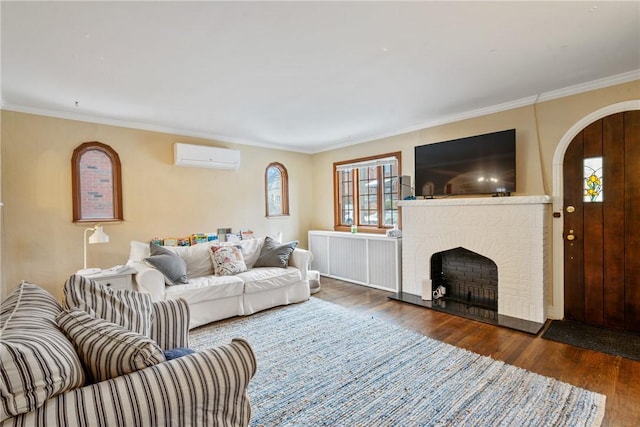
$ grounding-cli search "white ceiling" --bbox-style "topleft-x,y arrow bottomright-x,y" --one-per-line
2,1 -> 639,153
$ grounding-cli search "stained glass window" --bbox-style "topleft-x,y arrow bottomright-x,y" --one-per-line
584,157 -> 603,202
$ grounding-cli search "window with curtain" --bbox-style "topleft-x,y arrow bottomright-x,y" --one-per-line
72,141 -> 123,222
265,162 -> 289,217
333,152 -> 401,233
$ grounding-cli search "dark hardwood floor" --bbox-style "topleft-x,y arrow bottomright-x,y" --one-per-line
313,277 -> 640,427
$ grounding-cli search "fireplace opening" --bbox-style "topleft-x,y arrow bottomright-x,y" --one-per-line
430,247 -> 498,320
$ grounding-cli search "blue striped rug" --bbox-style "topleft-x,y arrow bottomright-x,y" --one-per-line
190,298 -> 605,426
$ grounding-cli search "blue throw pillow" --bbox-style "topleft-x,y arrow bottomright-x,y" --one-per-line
164,347 -> 195,361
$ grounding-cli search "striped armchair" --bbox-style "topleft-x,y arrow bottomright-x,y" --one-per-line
1,280 -> 257,427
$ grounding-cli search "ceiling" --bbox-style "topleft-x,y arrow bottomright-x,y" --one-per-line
2,1 -> 639,154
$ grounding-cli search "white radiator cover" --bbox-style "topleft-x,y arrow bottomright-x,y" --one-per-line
308,231 -> 402,292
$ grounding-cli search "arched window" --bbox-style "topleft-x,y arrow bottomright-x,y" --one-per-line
72,141 -> 123,222
265,162 -> 289,217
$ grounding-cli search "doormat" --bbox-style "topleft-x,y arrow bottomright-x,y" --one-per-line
542,320 -> 640,361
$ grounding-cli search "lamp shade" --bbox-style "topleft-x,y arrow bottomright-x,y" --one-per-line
88,225 -> 110,244
78,224 -> 110,275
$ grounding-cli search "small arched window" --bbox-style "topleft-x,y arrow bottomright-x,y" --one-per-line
72,141 -> 123,223
265,162 -> 289,217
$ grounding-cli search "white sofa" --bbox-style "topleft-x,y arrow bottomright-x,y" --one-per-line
127,237 -> 311,329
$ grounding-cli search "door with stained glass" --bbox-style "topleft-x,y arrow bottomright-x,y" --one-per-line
563,111 -> 640,333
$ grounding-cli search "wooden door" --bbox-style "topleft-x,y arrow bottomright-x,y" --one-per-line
563,111 -> 640,333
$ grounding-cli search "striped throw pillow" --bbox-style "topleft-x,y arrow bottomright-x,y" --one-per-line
64,274 -> 153,336
0,282 -> 85,422
57,308 -> 166,383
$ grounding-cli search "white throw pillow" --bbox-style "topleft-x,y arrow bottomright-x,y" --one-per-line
169,242 -> 216,278
129,240 -> 151,262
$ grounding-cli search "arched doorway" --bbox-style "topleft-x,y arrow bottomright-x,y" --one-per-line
552,101 -> 640,333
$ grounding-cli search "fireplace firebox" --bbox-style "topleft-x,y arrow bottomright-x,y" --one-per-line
430,247 -> 498,320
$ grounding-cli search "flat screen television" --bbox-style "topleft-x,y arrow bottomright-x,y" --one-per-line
414,129 -> 516,197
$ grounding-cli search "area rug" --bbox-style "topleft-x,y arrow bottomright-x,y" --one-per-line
542,320 -> 640,362
190,298 -> 606,426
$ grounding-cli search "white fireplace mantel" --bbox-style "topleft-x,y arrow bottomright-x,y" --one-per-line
398,195 -> 551,208
399,195 -> 551,324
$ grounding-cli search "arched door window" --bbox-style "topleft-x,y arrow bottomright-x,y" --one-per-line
72,141 -> 123,222
265,162 -> 289,217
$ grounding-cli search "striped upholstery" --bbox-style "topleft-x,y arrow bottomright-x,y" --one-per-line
150,298 -> 190,350
57,308 -> 166,383
0,338 -> 257,427
0,282 -> 85,422
64,274 -> 153,336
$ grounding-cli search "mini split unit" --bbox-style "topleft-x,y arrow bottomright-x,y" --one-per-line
174,143 -> 241,170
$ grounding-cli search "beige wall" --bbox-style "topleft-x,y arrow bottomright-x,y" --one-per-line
310,80 -> 640,230
2,79 -> 638,304
310,79 -> 639,319
1,112 -> 313,299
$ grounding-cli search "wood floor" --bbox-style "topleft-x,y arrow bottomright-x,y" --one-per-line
313,277 -> 640,427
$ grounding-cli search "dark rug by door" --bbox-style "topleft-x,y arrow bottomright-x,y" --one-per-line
542,320 -> 640,361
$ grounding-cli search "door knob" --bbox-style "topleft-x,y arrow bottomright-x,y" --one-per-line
566,206 -> 575,213
566,229 -> 576,241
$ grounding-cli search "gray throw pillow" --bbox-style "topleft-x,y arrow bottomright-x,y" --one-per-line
253,236 -> 298,268
144,243 -> 189,285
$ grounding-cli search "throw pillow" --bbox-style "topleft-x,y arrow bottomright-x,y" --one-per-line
144,243 -> 189,285
236,237 -> 266,269
168,242 -> 215,278
164,347 -> 196,361
253,236 -> 298,268
57,308 -> 166,383
0,282 -> 85,422
128,240 -> 150,262
63,274 -> 154,336
210,245 -> 248,276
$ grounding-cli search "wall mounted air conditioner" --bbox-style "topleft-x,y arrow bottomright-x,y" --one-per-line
174,143 -> 240,170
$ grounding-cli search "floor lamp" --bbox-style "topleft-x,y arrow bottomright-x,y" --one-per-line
77,224 -> 110,275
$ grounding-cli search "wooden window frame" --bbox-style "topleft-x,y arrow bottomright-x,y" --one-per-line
72,141 -> 123,223
265,162 -> 290,217
333,152 -> 401,234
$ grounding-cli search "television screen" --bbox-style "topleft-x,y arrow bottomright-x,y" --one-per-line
414,129 -> 515,197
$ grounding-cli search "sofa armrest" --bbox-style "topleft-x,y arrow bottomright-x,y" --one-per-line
2,338 -> 257,427
150,298 -> 190,350
289,248 -> 311,281
128,260 -> 166,302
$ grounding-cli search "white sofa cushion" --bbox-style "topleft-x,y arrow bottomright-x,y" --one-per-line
0,282 -> 85,422
165,275 -> 245,304
167,242 -> 216,278
238,267 -> 302,294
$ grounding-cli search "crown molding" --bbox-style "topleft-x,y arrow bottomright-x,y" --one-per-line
537,69 -> 640,103
3,70 -> 638,155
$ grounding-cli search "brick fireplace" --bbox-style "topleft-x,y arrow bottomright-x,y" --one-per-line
394,196 -> 551,333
